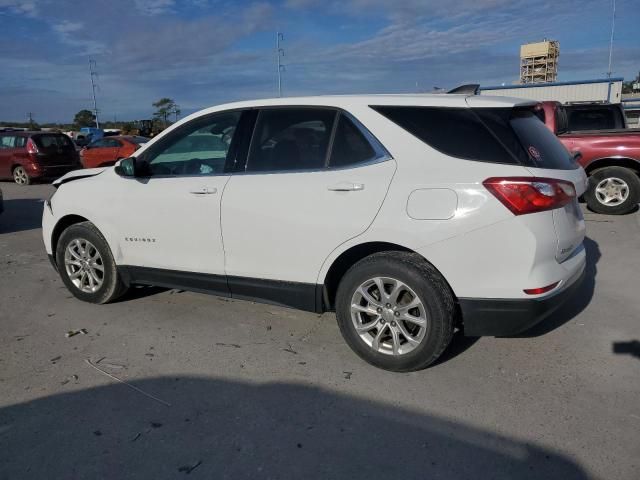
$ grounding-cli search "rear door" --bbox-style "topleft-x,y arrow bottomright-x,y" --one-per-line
32,134 -> 77,167
221,107 -> 395,288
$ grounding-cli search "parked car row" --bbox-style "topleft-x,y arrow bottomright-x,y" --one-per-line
0,131 -> 148,184
2,98 -> 638,218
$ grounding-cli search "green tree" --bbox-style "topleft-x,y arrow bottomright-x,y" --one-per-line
74,109 -> 96,128
152,98 -> 179,127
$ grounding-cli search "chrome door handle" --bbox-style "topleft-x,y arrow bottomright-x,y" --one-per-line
327,182 -> 365,192
189,187 -> 217,195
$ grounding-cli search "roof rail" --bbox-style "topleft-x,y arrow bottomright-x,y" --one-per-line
447,84 -> 480,95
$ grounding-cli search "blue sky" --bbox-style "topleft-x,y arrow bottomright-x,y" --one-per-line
0,0 -> 638,123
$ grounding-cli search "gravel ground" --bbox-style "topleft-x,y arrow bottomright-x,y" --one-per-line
0,181 -> 638,480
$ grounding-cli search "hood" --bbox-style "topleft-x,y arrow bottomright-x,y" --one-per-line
52,167 -> 106,187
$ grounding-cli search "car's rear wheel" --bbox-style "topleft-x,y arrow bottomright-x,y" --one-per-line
335,252 -> 455,372
56,221 -> 128,304
586,167 -> 640,215
13,166 -> 31,185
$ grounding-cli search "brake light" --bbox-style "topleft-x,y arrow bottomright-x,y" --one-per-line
26,138 -> 38,155
483,177 -> 576,215
524,282 -> 559,295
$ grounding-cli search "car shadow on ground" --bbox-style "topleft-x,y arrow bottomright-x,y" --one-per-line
0,376 -> 588,480
0,198 -> 44,234
513,236 -> 601,338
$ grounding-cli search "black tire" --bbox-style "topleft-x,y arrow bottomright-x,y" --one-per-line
56,221 -> 128,304
585,167 -> 640,215
12,166 -> 31,186
335,251 -> 455,372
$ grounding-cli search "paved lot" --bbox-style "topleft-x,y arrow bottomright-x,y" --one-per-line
0,181 -> 638,479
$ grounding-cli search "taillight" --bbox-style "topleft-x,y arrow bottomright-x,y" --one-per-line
483,177 -> 576,215
26,138 -> 38,154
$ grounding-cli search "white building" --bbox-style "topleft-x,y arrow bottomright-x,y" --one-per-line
480,78 -> 624,104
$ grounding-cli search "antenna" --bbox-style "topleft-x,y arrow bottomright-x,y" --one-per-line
607,0 -> 616,78
276,32 -> 285,97
89,59 -> 100,129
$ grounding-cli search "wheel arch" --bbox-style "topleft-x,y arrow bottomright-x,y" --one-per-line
51,214 -> 90,262
320,241 -> 456,312
584,157 -> 640,176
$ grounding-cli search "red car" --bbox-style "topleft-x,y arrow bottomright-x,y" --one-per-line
80,136 -> 148,169
539,101 -> 640,214
0,131 -> 81,185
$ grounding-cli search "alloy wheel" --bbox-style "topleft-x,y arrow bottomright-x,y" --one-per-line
350,276 -> 428,356
13,167 -> 28,185
64,239 -> 105,293
595,177 -> 629,206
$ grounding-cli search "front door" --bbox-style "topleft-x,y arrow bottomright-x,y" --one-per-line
114,110 -> 243,285
221,108 -> 396,289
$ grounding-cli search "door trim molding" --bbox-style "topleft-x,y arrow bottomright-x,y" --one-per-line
118,265 -> 323,313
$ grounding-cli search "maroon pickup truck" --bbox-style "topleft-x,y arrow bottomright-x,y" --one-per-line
539,101 -> 640,214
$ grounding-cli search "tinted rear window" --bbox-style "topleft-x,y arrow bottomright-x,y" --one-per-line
33,134 -> 74,150
508,109 -> 577,170
329,114 -> 377,168
371,106 -> 516,164
373,105 -> 576,170
565,106 -> 624,131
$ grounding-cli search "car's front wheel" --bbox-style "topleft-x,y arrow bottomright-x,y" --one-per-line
335,252 -> 455,372
56,221 -> 128,304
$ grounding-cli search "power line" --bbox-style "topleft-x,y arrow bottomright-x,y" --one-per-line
89,59 -> 100,128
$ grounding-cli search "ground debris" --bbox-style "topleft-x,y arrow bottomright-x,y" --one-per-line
65,329 -> 88,338
178,460 -> 202,474
215,343 -> 241,348
85,358 -> 171,407
282,344 -> 297,355
343,371 -> 353,380
50,356 -> 62,363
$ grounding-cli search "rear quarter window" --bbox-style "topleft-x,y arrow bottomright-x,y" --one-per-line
371,106 -> 516,164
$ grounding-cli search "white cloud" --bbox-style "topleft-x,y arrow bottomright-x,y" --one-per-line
134,0 -> 175,15
0,0 -> 38,17
53,20 -> 83,34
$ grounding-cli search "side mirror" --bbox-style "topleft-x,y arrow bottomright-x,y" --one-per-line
115,157 -> 136,177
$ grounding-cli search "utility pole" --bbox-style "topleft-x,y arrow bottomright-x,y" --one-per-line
89,59 -> 100,128
607,0 -> 616,78
276,32 -> 285,97
27,112 -> 34,129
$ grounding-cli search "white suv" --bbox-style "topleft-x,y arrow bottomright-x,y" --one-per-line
42,94 -> 587,371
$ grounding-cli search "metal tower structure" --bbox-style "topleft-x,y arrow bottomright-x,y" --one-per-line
276,32 -> 285,97
89,59 -> 100,128
519,40 -> 559,84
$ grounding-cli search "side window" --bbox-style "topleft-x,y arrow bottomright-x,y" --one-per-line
0,136 -> 15,148
105,138 -> 121,148
89,139 -> 107,148
246,108 -> 336,172
14,136 -> 26,148
144,111 -> 241,177
329,115 -> 377,168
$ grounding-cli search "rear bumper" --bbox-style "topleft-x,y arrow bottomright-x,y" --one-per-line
26,163 -> 81,179
459,264 -> 586,336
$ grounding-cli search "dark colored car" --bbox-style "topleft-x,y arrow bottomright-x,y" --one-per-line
80,136 -> 148,169
0,132 -> 81,185
539,101 -> 640,214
